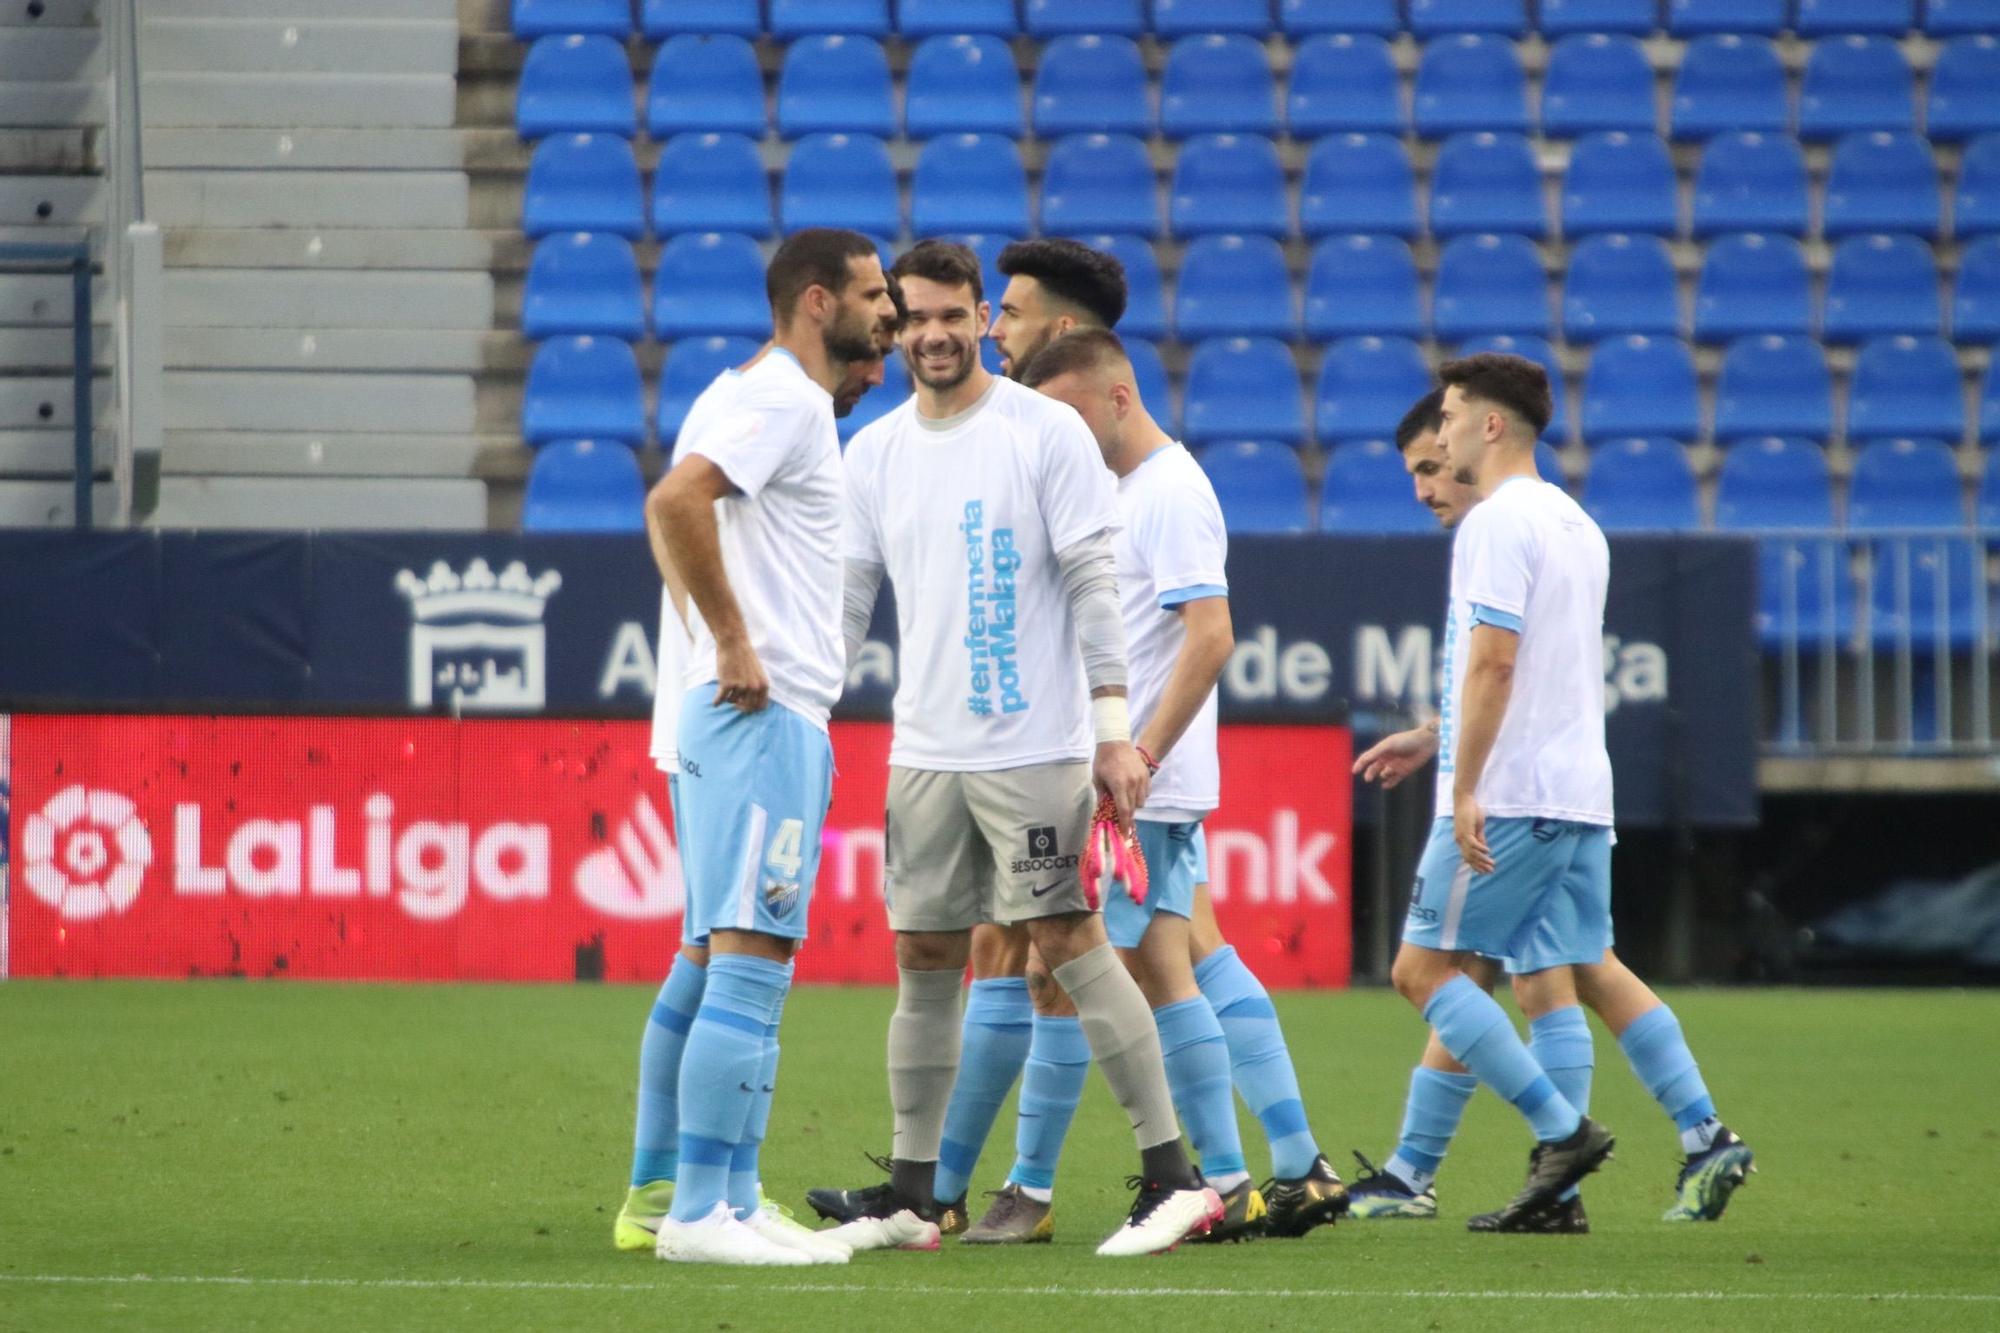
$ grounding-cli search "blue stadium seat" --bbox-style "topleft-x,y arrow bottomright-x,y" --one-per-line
1314,336 -> 1434,443
1066,233 -> 1166,340
1320,438 -> 1434,533
1928,0 -> 2000,36
1033,35 -> 1150,138
1713,334 -> 1834,443
1280,0 -> 1400,34
839,356 -> 911,444
1795,0 -> 1915,34
1125,337 -> 1176,432
513,0 -> 629,38
656,335 -> 758,444
1714,437 -> 1837,529
1562,132 -> 1678,238
1668,0 -> 1784,33
898,0 -> 1019,35
1536,440 -> 1566,483
935,232 -> 1006,310
1542,35 -> 1656,139
1849,437 -> 1964,529
1583,438 -> 1701,531
1299,133 -> 1419,238
1287,34 -> 1402,138
1171,134 -> 1288,238
1430,132 -> 1546,238
1152,0 -> 1273,35
1415,35 -> 1530,139
643,0 -> 761,37
1695,234 -> 1812,343
523,335 -> 645,447
1433,233 -> 1552,342
1184,337 -> 1307,447
906,36 -> 1024,139
1161,35 -> 1279,140
769,0 -> 889,37
1848,336 -> 1966,443
651,132 -> 770,236
1460,333 -> 1570,443
1198,441 -> 1311,534
1564,233 -> 1680,344
1691,132 -> 1809,238
1671,36 -> 1788,142
1953,236 -> 2000,345
1539,0 -> 1659,35
1409,0 -> 1528,34
1861,534 -> 1981,658
1304,234 -> 1424,342
652,231 -> 769,340
1928,38 -> 2000,145
911,135 -> 1029,238
1176,234 -> 1295,341
1024,0 -> 1145,39
1580,335 -> 1700,442
523,439 -> 644,533
777,36 -> 895,140
517,36 -> 635,141
1750,537 -> 1855,652
1823,234 -> 1942,343
647,35 -> 765,139
522,134 -> 643,240
1955,135 -> 2000,239
1799,37 -> 1915,143
1982,360 -> 2000,441
1978,453 -> 2000,526
1042,134 -> 1159,237
523,232 -> 644,342
1822,131 -> 1942,240
780,133 -> 899,238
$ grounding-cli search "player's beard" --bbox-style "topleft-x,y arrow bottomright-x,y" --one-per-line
1000,327 -> 1051,382
906,332 -> 977,393
822,303 -> 879,368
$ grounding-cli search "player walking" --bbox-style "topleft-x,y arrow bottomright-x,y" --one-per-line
640,228 -> 894,1267
824,241 -> 1221,1258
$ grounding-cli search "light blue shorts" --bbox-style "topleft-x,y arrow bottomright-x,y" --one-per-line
674,688 -> 833,945
1403,816 -> 1614,974
1104,821 -> 1206,949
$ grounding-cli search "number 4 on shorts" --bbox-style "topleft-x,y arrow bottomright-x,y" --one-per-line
766,819 -> 804,880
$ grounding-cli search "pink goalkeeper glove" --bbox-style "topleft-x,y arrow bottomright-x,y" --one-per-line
1079,791 -> 1148,912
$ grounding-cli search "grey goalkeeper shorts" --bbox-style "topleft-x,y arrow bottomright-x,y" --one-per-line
883,761 -> 1097,932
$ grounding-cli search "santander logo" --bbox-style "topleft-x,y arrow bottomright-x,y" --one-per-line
21,785 -> 154,922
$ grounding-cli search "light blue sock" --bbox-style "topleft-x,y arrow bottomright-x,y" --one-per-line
668,953 -> 790,1223
1618,1004 -> 1717,1133
1424,975 -> 1580,1143
1006,1013 -> 1090,1192
630,953 -> 705,1187
1196,945 -> 1321,1178
1385,1066 -> 1478,1192
1529,1005 -> 1594,1201
728,965 -> 793,1217
1155,997 -> 1248,1187
934,977 -> 1032,1205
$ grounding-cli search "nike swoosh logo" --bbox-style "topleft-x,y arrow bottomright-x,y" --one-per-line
1030,879 -> 1066,898
739,1081 -> 757,1093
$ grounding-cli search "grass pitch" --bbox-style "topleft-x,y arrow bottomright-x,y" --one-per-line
1,982 -> 1995,1331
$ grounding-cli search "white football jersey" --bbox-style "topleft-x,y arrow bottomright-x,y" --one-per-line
1436,476 -> 1614,825
677,350 -> 846,731
649,367 -> 740,769
843,375 -> 1120,771
1116,442 -> 1228,821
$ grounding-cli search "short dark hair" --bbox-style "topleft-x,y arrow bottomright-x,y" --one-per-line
891,238 -> 984,306
996,238 -> 1127,329
884,270 -> 907,330
1394,387 -> 1445,452
1437,352 -> 1553,437
766,228 -> 879,323
1018,326 -> 1128,389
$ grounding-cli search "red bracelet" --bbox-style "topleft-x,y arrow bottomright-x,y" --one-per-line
1135,743 -> 1160,774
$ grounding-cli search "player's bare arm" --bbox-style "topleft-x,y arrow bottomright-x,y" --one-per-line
1449,623 -> 1520,874
642,477 -> 693,630
1353,716 -> 1441,789
1135,595 -> 1233,770
650,455 -> 768,712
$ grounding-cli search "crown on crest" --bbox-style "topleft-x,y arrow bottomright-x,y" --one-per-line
395,558 -> 562,623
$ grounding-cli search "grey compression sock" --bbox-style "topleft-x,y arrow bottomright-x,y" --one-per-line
887,966 -> 963,1169
1052,943 -> 1182,1153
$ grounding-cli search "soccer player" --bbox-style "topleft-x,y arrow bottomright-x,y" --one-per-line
641,228 -> 894,1267
614,282 -> 904,1254
941,327 -> 1348,1246
1349,396 -> 1753,1231
825,240 -> 1221,1257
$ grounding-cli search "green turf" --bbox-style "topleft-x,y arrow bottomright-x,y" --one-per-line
1,982 -> 1995,1331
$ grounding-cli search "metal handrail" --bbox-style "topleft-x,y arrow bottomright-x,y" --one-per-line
0,241 -> 94,528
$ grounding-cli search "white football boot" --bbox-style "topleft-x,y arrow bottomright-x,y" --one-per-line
822,1207 -> 943,1252
654,1200 -> 813,1266
745,1201 -> 853,1263
1095,1180 -> 1225,1257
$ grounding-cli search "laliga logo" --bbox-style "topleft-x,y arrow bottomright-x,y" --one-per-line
20,785 -> 153,921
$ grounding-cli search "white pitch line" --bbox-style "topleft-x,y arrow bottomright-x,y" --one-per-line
1,1274 -> 1996,1304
